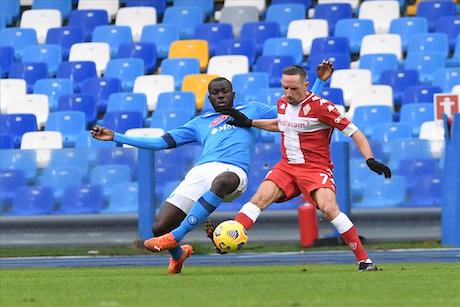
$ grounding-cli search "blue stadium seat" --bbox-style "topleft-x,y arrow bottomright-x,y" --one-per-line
0,169 -> 26,208
57,61 -> 98,92
34,78 -> 73,111
118,42 -> 157,73
174,0 -> 214,17
398,158 -> 439,194
447,34 -> 460,67
75,130 -> 117,148
0,114 -> 38,148
389,17 -> 428,52
32,0 -> 72,19
349,158 -> 375,201
22,44 -> 62,76
253,142 -> 281,165
45,27 -> 84,60
387,139 -> 433,169
68,9 -> 108,41
92,25 -> 133,57
358,53 -> 399,83
48,149 -> 91,178
0,16 -> 5,29
105,58 -> 144,92
334,19 -> 374,54
307,53 -> 351,79
402,85 -> 442,105
0,134 -> 14,149
8,63 -> 48,93
400,103 -> 435,137
160,58 -> 200,89
125,0 -> 167,16
57,184 -> 103,214
256,87 -> 284,106
194,23 -> 233,56
319,88 -> 344,105
156,91 -> 196,119
271,0 -> 312,7
310,37 -> 350,58
408,174 -> 442,207
10,186 -> 55,215
0,150 -> 37,180
416,0 -> 455,31
432,68 -> 460,92
163,6 -> 204,39
405,52 -> 446,83
313,3 -> 353,35
45,111 -> 87,147
353,175 -> 406,208
150,109 -> 191,130
141,24 -> 180,58
371,123 -> 412,142
40,166 -> 84,199
103,182 -> 139,213
265,3 -> 306,37
80,77 -> 122,112
379,69 -> 419,104
107,93 -> 149,119
232,73 -> 269,102
353,105 -> 393,137
0,46 -> 14,77
407,33 -> 449,59
0,28 -> 37,61
262,38 -> 303,65
57,94 -> 97,125
215,39 -> 257,65
240,22 -> 281,54
253,55 -> 296,87
0,0 -> 20,26
90,164 -> 132,197
103,111 -> 144,134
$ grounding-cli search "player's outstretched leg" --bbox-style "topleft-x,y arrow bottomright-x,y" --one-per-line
168,244 -> 194,274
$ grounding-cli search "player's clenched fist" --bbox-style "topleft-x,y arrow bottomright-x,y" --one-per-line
91,125 -> 114,141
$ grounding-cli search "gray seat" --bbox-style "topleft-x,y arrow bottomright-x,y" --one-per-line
219,6 -> 259,37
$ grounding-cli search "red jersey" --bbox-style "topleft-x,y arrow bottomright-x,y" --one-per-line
277,92 -> 358,168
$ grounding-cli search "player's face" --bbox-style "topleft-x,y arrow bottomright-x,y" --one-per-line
208,80 -> 235,112
281,74 -> 309,105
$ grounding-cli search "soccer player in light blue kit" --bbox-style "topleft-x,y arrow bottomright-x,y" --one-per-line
91,62 -> 332,273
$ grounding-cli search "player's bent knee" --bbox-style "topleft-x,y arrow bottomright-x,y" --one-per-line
211,172 -> 240,197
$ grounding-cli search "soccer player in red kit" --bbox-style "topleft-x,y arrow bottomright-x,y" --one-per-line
218,65 -> 391,271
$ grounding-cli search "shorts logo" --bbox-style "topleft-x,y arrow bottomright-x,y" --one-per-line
188,216 -> 198,225
209,115 -> 229,127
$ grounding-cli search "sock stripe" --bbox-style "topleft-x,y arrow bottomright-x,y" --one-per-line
198,197 -> 216,213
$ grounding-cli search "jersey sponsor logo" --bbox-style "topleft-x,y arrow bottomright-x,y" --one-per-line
209,115 -> 229,127
279,118 -> 310,129
210,124 -> 237,135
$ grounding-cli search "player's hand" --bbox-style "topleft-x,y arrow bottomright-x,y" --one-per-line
221,109 -> 253,128
316,60 -> 334,81
366,158 -> 392,179
204,219 -> 228,255
91,125 -> 114,141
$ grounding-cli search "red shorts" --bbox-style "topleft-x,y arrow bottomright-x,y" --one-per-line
265,160 -> 336,207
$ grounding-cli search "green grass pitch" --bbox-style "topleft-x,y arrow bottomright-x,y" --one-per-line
1,263 -> 459,307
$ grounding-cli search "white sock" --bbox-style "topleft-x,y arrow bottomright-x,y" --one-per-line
330,212 -> 354,234
239,202 -> 261,223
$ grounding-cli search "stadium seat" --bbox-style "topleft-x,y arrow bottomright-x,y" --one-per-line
155,91 -> 196,119
32,0 -> 72,20
358,53 -> 399,83
180,74 -> 218,110
347,85 -> 393,119
253,55 -> 296,87
125,0 -> 166,17
419,120 -> 445,141
358,0 -> 400,34
240,22 -> 281,54
360,34 -> 402,61
215,39 -> 256,65
160,58 -> 200,89
102,111 -> 144,134
20,131 -> 63,168
56,61 -> 97,92
194,23 -> 233,56
314,2 -> 353,35
103,182 -> 139,213
447,35 -> 460,67
330,69 -> 372,106
0,134 -> 14,149
432,68 -> 460,92
20,9 -> 61,44
207,55 -> 249,81
233,73 -> 269,102
7,94 -> 49,128
96,148 -> 138,174
45,111 -> 86,147
353,175 -> 406,208
92,25 -> 132,57
400,103 -> 435,137
352,105 -> 393,137
48,148 -> 91,178
107,93 -> 148,119
371,122 -> 412,142
68,42 -> 110,77
265,3 -> 306,37
57,184 -> 104,214
10,186 -> 55,215
0,113 -> 37,148
416,0 -> 455,31
174,0 -> 214,17
115,6 -> 157,42
334,18 -> 374,54
45,27 -> 84,60
256,87 -> 283,106
68,9 -> 108,41
168,40 -> 209,71
407,33 -> 449,59
387,138 -> 433,169
0,169 -> 26,207
33,78 -> 73,111
75,130 -> 116,148
39,166 -> 83,199
0,78 -> 27,113
57,94 -> 97,125
405,52 -> 446,84
319,88 -> 344,105
408,174 -> 442,207
22,44 -> 62,76
398,158 -> 440,195
150,109 -> 191,130
224,0 -> 266,13
0,28 -> 36,61
118,42 -> 157,74
80,77 -> 121,113
389,17 -> 428,52
349,158 -> 375,200
310,37 -> 350,58
271,0 -> 312,7
163,6 -> 204,39
8,63 -> 48,93
307,53 -> 351,79
90,164 -> 131,197
140,24 -> 180,58
262,38 -> 303,65
219,6 -> 259,37
133,75 -> 175,111
0,46 -> 14,77
77,0 -> 119,21
379,69 -> 419,104
287,19 -> 328,55
0,149 -> 37,180
0,0 -> 20,26
105,58 -> 144,92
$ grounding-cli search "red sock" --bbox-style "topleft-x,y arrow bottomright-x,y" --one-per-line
235,212 -> 254,230
340,226 -> 369,262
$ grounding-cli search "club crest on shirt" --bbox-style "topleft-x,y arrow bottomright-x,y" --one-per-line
209,115 -> 229,127
302,103 -> 311,116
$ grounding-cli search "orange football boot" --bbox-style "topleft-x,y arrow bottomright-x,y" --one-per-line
144,233 -> 179,252
168,245 -> 194,274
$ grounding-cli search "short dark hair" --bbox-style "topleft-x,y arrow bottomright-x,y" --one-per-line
208,77 -> 232,91
282,65 -> 307,81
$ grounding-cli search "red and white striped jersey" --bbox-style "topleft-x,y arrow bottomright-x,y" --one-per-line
277,92 -> 358,167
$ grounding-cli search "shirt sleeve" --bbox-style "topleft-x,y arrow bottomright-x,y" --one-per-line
309,78 -> 326,94
317,100 -> 358,137
166,119 -> 198,146
113,133 -> 170,150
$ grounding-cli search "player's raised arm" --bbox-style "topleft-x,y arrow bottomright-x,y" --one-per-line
309,60 -> 334,94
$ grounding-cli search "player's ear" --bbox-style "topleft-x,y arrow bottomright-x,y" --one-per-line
304,81 -> 309,89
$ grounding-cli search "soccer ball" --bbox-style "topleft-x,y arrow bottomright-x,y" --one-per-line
213,220 -> 248,253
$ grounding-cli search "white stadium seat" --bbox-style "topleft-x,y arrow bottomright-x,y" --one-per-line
133,75 -> 175,111
6,94 -> 50,128
20,9 -> 62,44
347,85 -> 394,118
287,19 -> 328,55
78,0 -> 119,21
0,79 -> 27,113
115,7 -> 157,42
360,34 -> 403,60
69,42 -> 111,76
419,120 -> 445,158
207,55 -> 249,81
358,0 -> 400,34
20,131 -> 63,168
330,69 -> 372,107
